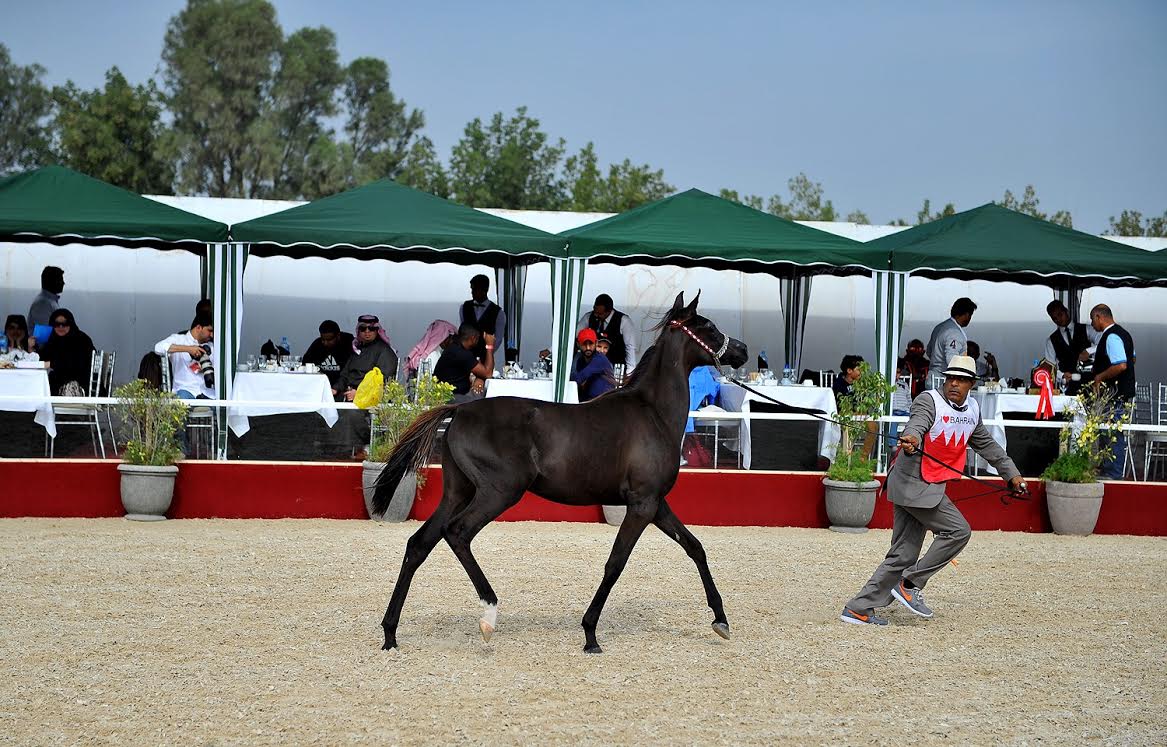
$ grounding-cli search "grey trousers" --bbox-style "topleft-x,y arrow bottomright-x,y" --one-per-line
846,496 -> 971,614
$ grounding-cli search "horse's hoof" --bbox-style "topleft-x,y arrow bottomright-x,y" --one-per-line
382,640 -> 397,651
712,621 -> 731,640
479,619 -> 495,643
584,643 -> 603,654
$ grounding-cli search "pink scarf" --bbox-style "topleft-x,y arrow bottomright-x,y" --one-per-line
353,314 -> 393,354
406,319 -> 457,375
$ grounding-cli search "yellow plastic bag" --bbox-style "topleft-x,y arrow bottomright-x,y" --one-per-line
353,367 -> 385,409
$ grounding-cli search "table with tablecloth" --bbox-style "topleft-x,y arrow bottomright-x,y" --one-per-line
228,372 -> 339,437
972,390 -> 1077,475
484,378 -> 580,404
718,382 -> 840,469
0,368 -> 56,437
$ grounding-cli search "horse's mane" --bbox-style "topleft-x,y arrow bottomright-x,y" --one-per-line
623,305 -> 688,389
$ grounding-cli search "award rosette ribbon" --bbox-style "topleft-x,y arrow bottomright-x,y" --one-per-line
1033,367 -> 1055,420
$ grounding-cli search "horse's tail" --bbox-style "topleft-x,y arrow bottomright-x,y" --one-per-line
372,404 -> 458,515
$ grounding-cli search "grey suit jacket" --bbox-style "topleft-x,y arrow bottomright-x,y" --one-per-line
887,392 -> 1021,508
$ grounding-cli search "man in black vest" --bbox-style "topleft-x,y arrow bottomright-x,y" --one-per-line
1043,300 -> 1099,395
459,274 -> 506,367
577,293 -> 638,369
1090,304 -> 1136,479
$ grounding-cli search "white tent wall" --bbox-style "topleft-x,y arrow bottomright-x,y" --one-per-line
2,197 -> 1163,388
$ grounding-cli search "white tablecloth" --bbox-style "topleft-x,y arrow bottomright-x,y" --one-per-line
973,391 -> 1077,474
228,372 -> 339,437
0,368 -> 56,437
718,383 -> 840,469
485,378 -> 580,404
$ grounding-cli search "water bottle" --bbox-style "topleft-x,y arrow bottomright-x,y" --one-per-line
782,364 -> 794,386
0,336 -> 7,356
758,349 -> 769,371
281,336 -> 290,363
420,359 -> 432,381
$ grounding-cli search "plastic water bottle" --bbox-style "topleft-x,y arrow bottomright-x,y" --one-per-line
782,364 -> 794,386
758,349 -> 769,371
0,336 -> 7,356
281,336 -> 290,363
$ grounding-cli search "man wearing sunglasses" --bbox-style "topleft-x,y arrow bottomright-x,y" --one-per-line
333,315 -> 398,401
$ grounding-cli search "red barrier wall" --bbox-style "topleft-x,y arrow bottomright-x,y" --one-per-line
1,460 -> 1164,535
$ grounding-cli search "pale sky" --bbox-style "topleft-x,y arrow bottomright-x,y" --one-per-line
4,0 -> 1165,232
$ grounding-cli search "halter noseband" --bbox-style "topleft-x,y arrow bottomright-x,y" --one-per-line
669,319 -> 730,371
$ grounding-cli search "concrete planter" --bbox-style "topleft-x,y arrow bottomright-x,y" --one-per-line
602,505 -> 627,526
823,478 -> 880,533
362,461 -> 417,522
118,464 -> 178,521
1046,480 -> 1105,536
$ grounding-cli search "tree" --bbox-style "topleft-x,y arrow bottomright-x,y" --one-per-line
259,26 -> 343,198
1105,210 -> 1167,237
999,184 -> 1073,228
564,143 -> 672,211
396,136 -> 450,198
0,43 -> 53,173
785,173 -> 835,221
51,68 -> 174,194
718,189 -> 764,212
340,56 -> 424,188
915,198 -> 956,224
845,210 -> 870,224
161,0 -> 284,197
448,106 -> 566,209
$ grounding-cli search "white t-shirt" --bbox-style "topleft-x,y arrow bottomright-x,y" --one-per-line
155,331 -> 216,398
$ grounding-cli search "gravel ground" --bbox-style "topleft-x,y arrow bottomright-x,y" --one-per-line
1,518 -> 1163,745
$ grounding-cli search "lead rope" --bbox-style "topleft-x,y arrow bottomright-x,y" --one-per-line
727,377 -> 1029,506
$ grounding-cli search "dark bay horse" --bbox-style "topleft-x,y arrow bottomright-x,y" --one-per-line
372,291 -> 748,653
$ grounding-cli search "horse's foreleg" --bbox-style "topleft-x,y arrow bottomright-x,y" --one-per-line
380,511 -> 450,650
444,491 -> 522,643
653,501 -> 729,640
581,508 -> 652,654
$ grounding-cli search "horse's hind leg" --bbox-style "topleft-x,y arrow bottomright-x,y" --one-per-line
380,449 -> 474,650
581,506 -> 653,654
443,488 -> 523,642
653,500 -> 730,640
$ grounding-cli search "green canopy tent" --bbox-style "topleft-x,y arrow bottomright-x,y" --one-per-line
232,178 -> 570,395
0,166 -> 241,449
560,188 -> 886,396
864,203 -> 1167,396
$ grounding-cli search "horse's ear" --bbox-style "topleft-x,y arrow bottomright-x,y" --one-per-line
671,291 -> 685,312
684,290 -> 701,315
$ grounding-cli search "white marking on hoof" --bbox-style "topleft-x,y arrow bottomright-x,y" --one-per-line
479,602 -> 498,642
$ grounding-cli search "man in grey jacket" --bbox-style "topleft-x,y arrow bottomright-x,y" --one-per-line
925,297 -> 976,385
841,355 -> 1026,626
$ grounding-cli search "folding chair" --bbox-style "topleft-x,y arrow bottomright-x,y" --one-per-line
159,352 -> 218,459
1144,384 -> 1167,482
49,349 -> 106,458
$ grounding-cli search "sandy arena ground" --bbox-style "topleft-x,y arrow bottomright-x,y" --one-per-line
1,518 -> 1163,745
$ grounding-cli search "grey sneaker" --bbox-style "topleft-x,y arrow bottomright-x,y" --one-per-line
840,607 -> 888,626
891,580 -> 934,618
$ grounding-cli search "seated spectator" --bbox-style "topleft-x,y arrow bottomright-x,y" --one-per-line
154,312 -> 216,399
965,341 -> 998,380
303,320 -> 355,389
4,314 -> 38,356
571,328 -> 615,402
434,323 -> 495,403
897,338 -> 929,398
334,315 -> 398,401
404,319 -> 458,379
832,354 -> 864,406
40,309 -> 96,395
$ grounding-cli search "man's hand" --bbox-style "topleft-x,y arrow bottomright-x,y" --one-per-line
483,332 -> 496,348
1008,476 -> 1027,494
898,434 -> 920,454
343,388 -> 356,402
1078,350 -> 1090,362
984,352 -> 997,366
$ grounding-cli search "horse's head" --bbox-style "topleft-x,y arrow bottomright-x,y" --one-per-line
665,291 -> 749,370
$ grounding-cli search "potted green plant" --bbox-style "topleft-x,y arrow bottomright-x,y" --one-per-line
1042,386 -> 1131,535
362,375 -> 455,521
823,363 -> 893,533
114,379 -> 186,521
